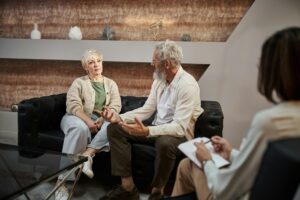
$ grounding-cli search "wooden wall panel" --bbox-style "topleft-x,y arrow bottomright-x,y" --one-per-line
0,59 -> 207,110
0,0 -> 254,41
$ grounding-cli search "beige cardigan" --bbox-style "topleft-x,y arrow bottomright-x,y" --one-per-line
66,75 -> 121,116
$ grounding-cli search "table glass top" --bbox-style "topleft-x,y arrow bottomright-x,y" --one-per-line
0,143 -> 87,200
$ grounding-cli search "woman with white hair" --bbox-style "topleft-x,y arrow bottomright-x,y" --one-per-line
56,49 -> 121,200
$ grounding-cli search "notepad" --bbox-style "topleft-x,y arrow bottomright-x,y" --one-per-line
178,137 -> 230,168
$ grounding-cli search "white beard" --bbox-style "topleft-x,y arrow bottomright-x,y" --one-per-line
153,69 -> 166,81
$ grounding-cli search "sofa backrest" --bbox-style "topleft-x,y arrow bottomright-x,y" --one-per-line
18,93 -> 223,139
18,94 -> 151,133
194,101 -> 223,138
120,96 -> 147,113
121,96 -> 155,125
120,96 -> 224,138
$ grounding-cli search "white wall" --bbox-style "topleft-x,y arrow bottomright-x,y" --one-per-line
199,0 -> 300,147
0,111 -> 18,145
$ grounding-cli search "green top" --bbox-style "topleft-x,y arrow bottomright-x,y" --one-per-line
91,81 -> 106,112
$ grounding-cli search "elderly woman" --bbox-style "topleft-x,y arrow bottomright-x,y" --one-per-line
56,49 -> 121,200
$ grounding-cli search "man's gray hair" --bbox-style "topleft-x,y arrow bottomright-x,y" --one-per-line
81,49 -> 103,67
155,40 -> 183,67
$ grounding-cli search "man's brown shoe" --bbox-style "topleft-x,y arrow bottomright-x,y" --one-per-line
99,185 -> 139,200
148,191 -> 164,200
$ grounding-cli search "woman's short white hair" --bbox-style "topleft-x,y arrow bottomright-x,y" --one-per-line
81,49 -> 103,68
155,40 -> 183,67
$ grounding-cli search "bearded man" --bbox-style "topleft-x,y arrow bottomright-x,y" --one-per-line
100,40 -> 203,200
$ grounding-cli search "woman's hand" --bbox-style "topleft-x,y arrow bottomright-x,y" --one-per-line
75,109 -> 99,134
100,106 -> 121,123
211,136 -> 232,161
194,141 -> 212,163
119,117 -> 149,137
86,119 -> 99,134
94,117 -> 104,130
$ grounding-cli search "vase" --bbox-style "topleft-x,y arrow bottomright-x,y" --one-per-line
68,26 -> 82,40
30,23 -> 41,39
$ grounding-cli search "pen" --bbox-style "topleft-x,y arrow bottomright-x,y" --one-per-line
204,139 -> 211,144
193,139 -> 211,146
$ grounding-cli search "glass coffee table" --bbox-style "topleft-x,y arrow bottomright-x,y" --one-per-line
0,143 -> 87,200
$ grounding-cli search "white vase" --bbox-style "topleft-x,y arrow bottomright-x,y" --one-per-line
68,26 -> 82,40
30,23 -> 41,39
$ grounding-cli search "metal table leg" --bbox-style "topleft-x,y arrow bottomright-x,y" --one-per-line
45,164 -> 83,200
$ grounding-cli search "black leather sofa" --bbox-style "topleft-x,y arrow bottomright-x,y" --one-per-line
17,93 -> 224,190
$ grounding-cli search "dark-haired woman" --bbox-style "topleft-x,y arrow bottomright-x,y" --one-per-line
171,27 -> 300,200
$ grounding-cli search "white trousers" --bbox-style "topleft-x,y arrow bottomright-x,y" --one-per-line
60,113 -> 110,155
59,114 -> 110,181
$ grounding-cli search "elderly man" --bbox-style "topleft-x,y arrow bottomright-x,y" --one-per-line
100,40 -> 203,200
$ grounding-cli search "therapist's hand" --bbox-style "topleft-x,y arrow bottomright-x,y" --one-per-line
211,136 -> 232,161
194,141 -> 212,163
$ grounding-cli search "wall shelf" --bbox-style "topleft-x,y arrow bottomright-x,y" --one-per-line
0,38 -> 225,64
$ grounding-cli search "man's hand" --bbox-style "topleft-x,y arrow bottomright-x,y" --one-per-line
100,106 -> 121,123
119,117 -> 149,137
211,136 -> 232,161
194,141 -> 212,163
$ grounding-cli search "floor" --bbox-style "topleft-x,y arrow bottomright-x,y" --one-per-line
0,112 -> 149,200
14,175 -> 150,200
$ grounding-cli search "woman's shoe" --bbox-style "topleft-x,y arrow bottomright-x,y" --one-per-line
55,184 -> 69,200
82,155 -> 94,178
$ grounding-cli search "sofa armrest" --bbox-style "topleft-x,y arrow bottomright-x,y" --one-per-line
18,102 -> 39,148
194,101 -> 224,138
18,93 -> 66,148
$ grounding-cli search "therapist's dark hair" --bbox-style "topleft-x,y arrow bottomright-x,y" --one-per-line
257,27 -> 300,103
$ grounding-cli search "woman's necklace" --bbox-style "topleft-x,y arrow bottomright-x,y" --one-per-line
90,76 -> 103,82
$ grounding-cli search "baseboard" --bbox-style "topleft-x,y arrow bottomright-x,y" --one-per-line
0,130 -> 17,145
